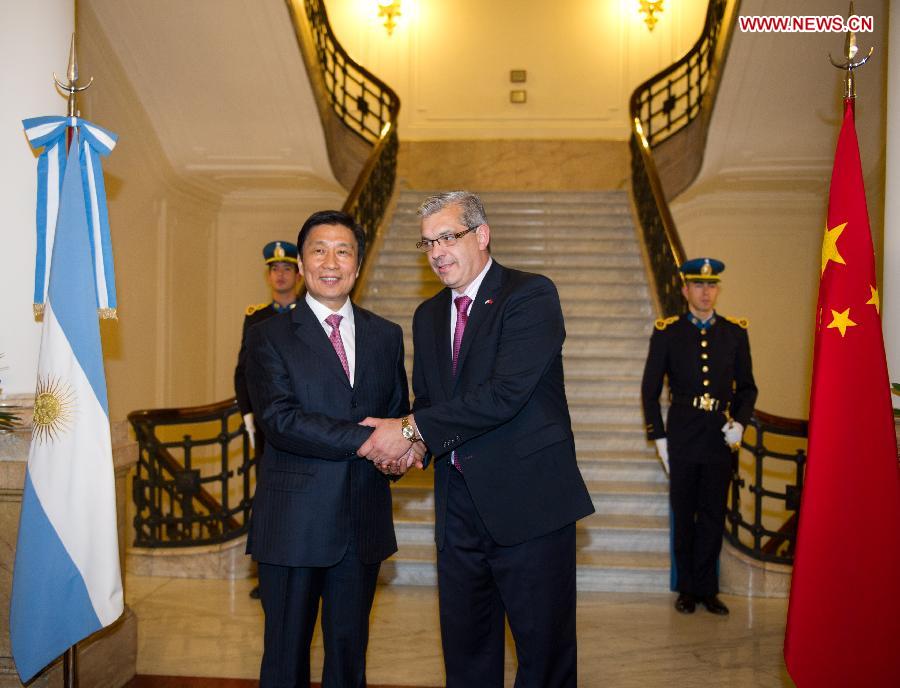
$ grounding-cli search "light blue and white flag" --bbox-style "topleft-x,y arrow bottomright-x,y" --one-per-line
10,129 -> 123,683
23,116 -> 118,318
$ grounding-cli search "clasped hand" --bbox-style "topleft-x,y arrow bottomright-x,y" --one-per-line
357,417 -> 426,476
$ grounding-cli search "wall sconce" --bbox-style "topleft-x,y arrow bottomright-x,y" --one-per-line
378,0 -> 401,36
638,0 -> 664,32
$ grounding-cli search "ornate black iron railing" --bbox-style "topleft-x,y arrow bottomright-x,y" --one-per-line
128,399 -> 253,547
299,0 -> 399,145
630,1 -> 728,148
346,125 -> 399,291
630,133 -> 686,316
725,411 -> 807,564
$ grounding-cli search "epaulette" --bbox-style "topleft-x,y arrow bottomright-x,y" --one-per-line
725,315 -> 749,329
654,315 -> 680,331
245,302 -> 269,316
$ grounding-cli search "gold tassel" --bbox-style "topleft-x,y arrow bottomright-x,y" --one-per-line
98,307 -> 118,320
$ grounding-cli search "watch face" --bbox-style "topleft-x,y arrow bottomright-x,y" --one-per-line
401,424 -> 414,440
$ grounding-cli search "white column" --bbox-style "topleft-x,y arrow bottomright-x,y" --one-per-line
885,6 -> 900,410
0,2 -> 73,397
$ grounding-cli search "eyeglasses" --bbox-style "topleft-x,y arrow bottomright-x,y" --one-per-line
415,226 -> 478,252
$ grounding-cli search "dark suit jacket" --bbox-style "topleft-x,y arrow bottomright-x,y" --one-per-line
411,260 -> 594,548
245,298 -> 408,566
640,313 -> 757,463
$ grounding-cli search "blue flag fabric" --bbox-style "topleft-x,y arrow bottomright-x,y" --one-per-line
10,130 -> 123,682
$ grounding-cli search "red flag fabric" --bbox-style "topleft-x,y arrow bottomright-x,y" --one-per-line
784,98 -> 900,686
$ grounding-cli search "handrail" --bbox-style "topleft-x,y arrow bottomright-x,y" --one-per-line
129,3 -> 401,548
291,0 -> 399,144
628,0 -> 807,565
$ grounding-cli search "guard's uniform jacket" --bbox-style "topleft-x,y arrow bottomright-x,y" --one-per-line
641,312 -> 757,464
234,301 -> 296,416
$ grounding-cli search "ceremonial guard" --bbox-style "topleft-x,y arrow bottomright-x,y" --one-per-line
235,240 -> 301,438
641,258 -> 757,616
234,240 -> 300,600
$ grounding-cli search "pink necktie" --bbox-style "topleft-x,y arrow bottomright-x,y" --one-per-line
325,313 -> 350,381
451,295 -> 472,471
452,295 -> 472,375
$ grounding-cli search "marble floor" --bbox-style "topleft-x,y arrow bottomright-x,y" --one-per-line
127,575 -> 796,687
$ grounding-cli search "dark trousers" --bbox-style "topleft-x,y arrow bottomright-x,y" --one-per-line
669,457 -> 732,597
437,467 -> 578,688
257,545 -> 380,688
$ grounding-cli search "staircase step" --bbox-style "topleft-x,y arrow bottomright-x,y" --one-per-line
375,252 -> 643,269
379,544 -> 670,592
366,281 -> 648,302
366,265 -> 649,287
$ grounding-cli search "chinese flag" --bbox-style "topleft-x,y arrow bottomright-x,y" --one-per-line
784,99 -> 900,686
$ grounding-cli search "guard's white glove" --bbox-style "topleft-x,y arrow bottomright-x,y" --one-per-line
243,412 -> 256,451
722,421 -> 744,449
654,438 -> 670,475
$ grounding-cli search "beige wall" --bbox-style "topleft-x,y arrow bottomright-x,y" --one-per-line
79,3 -> 221,416
326,0 -> 708,140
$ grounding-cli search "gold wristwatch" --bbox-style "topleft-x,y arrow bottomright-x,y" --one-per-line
400,416 -> 420,443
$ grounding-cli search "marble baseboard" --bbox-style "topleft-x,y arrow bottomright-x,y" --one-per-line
127,535 -> 254,580
0,606 -> 136,688
719,541 -> 793,598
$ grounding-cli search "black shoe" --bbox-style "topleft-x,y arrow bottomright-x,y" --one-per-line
700,595 -> 729,615
249,584 -> 260,599
674,593 -> 696,614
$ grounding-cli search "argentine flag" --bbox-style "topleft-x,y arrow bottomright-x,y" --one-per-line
10,130 -> 123,682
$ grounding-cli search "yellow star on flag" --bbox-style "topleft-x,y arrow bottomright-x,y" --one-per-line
827,308 -> 857,337
821,221 -> 847,275
866,285 -> 880,314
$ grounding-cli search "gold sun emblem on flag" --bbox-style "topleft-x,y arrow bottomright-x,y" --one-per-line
32,376 -> 75,443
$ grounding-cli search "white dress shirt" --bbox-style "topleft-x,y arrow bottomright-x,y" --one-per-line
306,293 -> 356,386
449,257 -> 493,350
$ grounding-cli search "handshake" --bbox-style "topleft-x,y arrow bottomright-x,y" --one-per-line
357,416 -> 427,477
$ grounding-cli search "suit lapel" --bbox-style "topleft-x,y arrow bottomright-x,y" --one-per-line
433,290 -> 453,399
291,299 -> 353,390
453,261 -> 504,387
352,303 -> 371,390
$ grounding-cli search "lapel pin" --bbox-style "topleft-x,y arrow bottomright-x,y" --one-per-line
484,299 -> 493,305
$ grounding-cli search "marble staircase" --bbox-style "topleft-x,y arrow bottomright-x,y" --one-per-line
359,190 -> 670,592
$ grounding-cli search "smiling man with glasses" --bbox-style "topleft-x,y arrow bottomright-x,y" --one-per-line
358,191 -> 594,688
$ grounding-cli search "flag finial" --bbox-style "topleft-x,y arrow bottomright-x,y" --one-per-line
827,2 -> 873,99
53,34 -> 93,117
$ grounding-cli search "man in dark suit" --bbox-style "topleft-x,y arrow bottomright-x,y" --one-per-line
234,239 -> 301,453
360,192 -> 594,688
245,210 -> 412,688
641,258 -> 757,616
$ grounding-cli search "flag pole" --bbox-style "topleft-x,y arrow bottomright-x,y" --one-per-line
53,33 -> 92,149
827,1 -> 873,102
53,33 -> 92,688
63,647 -> 78,688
